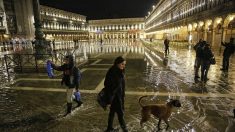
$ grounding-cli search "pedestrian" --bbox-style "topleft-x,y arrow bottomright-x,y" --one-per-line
104,56 -> 128,132
100,38 -> 103,52
193,39 -> 204,78
100,38 -> 103,44
51,55 -> 83,116
201,42 -> 214,82
221,38 -> 235,72
164,38 -> 170,56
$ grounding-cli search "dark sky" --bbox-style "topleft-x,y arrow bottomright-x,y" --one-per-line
39,0 -> 157,20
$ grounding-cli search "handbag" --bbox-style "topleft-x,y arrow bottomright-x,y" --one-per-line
210,57 -> 216,65
97,87 -> 119,110
46,60 -> 54,78
73,91 -> 81,102
97,88 -> 109,110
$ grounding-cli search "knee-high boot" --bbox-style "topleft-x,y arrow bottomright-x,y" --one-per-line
65,103 -> 72,116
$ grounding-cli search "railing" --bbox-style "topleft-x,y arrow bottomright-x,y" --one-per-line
0,41 -> 33,53
2,41 -> 145,78
3,50 -> 86,76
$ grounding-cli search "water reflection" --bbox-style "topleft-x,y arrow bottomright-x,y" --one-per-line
0,39 -> 234,131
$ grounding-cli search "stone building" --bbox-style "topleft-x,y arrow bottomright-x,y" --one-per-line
145,0 -> 235,49
88,18 -> 145,44
0,0 -> 89,51
40,5 -> 88,42
0,0 -> 89,41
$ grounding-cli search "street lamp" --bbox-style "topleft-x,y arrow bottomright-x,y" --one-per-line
32,0 -> 49,57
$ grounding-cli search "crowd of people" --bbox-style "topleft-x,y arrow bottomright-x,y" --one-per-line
193,38 -> 235,82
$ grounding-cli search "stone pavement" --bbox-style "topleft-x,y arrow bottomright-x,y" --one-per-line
0,42 -> 235,132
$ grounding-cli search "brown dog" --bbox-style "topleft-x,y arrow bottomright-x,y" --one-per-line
139,96 -> 181,130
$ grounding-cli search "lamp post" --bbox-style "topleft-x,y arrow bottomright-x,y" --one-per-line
32,0 -> 47,57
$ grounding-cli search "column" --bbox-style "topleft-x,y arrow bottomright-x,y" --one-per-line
203,28 -> 207,41
211,28 -> 216,47
222,27 -> 227,42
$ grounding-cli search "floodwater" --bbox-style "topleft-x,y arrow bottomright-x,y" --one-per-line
0,40 -> 235,132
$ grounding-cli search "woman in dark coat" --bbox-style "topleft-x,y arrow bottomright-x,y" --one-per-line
104,56 -> 128,132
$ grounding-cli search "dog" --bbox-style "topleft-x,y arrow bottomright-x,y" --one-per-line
139,96 -> 181,130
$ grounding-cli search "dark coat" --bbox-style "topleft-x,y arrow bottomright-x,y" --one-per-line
104,65 -> 125,110
194,41 -> 204,58
202,46 -> 213,61
164,39 -> 169,48
51,63 -> 79,89
222,42 -> 235,57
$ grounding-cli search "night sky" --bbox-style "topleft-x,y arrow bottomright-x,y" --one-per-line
39,0 -> 157,20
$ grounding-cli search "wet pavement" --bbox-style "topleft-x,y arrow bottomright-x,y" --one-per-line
0,40 -> 235,132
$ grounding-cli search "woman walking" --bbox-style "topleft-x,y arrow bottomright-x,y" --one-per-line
104,56 -> 128,132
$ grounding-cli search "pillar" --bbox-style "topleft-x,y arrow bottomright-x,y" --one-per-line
211,28 -> 215,47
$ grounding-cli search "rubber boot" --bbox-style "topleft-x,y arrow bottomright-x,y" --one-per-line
64,103 -> 72,116
75,100 -> 83,108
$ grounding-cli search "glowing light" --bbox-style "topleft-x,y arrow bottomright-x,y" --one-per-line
207,21 -> 212,26
216,19 -> 221,24
189,35 -> 192,41
199,22 -> 204,27
188,24 -> 192,31
229,16 -> 234,21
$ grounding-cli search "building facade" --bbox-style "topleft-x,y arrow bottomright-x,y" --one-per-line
0,0 -> 90,51
40,5 -> 88,42
145,0 -> 235,49
88,18 -> 145,44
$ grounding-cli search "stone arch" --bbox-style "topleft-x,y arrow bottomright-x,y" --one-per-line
223,14 -> 235,28
213,17 -> 223,29
205,19 -> 213,29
